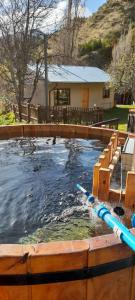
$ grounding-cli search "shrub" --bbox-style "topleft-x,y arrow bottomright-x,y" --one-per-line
0,112 -> 15,125
0,97 -> 12,114
79,39 -> 102,56
102,31 -> 121,48
79,31 -> 120,57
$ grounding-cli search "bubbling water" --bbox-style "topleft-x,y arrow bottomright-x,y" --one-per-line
0,137 -> 107,243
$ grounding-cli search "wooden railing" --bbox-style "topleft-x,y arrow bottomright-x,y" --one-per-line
13,104 -> 103,125
92,118 -> 119,130
92,132 -> 135,208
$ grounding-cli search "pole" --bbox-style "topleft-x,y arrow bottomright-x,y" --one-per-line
44,34 -> 48,108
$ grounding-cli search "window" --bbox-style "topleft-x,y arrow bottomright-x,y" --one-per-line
103,87 -> 110,98
54,89 -> 70,106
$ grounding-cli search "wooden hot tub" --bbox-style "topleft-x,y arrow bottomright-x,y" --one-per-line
0,124 -> 134,300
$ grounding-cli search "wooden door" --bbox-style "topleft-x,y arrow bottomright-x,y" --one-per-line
82,88 -> 89,108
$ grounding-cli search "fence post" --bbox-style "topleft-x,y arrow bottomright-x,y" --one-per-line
101,109 -> 103,121
97,109 -> 100,122
63,108 -> 67,124
110,136 -> 116,154
99,154 -> 108,168
108,141 -> 113,162
98,168 -> 110,201
92,163 -> 101,197
42,106 -> 47,123
125,172 -> 135,208
103,149 -> 110,167
108,142 -> 113,163
27,103 -> 30,123
37,105 -> 42,123
112,133 -> 118,149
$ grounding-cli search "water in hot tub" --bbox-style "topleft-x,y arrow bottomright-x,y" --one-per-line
0,137 -> 112,244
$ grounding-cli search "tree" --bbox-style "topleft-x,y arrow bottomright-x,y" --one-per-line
50,0 -> 84,65
65,0 -> 81,63
0,0 -> 56,120
110,26 -> 135,103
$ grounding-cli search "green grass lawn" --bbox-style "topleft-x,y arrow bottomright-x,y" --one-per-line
104,105 -> 135,131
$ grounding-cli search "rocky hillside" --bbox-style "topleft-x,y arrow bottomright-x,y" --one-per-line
78,0 -> 135,44
49,0 -> 135,69
77,0 -> 135,68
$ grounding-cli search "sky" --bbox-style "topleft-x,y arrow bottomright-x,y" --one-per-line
0,0 -> 107,35
41,0 -> 107,33
86,0 -> 107,13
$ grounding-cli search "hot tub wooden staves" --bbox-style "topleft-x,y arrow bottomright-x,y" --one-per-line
0,124 -> 134,300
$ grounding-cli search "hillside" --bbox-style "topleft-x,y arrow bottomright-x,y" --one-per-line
78,0 -> 135,44
78,0 -> 135,68
49,0 -> 135,69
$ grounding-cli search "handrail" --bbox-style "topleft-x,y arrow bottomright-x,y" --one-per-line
92,118 -> 119,128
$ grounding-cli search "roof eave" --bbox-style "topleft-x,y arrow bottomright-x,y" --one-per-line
40,80 -> 110,84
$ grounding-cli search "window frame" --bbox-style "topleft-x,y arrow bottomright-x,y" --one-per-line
54,89 -> 70,106
103,87 -> 110,99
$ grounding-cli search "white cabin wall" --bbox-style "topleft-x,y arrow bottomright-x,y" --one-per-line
26,81 -> 114,109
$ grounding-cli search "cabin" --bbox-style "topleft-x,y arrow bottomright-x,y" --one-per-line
26,65 -> 114,109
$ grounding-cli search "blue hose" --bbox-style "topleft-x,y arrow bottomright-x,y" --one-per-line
77,184 -> 135,252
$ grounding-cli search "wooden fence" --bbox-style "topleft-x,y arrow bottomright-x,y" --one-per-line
13,104 -> 103,125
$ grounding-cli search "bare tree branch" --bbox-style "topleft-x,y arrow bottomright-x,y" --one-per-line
0,0 -> 57,120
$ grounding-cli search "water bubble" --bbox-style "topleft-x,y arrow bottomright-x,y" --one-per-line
60,192 -> 64,196
26,194 -> 33,198
68,193 -> 75,199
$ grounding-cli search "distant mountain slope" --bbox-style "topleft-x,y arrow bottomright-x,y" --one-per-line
78,0 -> 135,44
49,0 -> 135,69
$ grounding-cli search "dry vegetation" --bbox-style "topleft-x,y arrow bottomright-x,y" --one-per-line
50,0 -> 135,69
